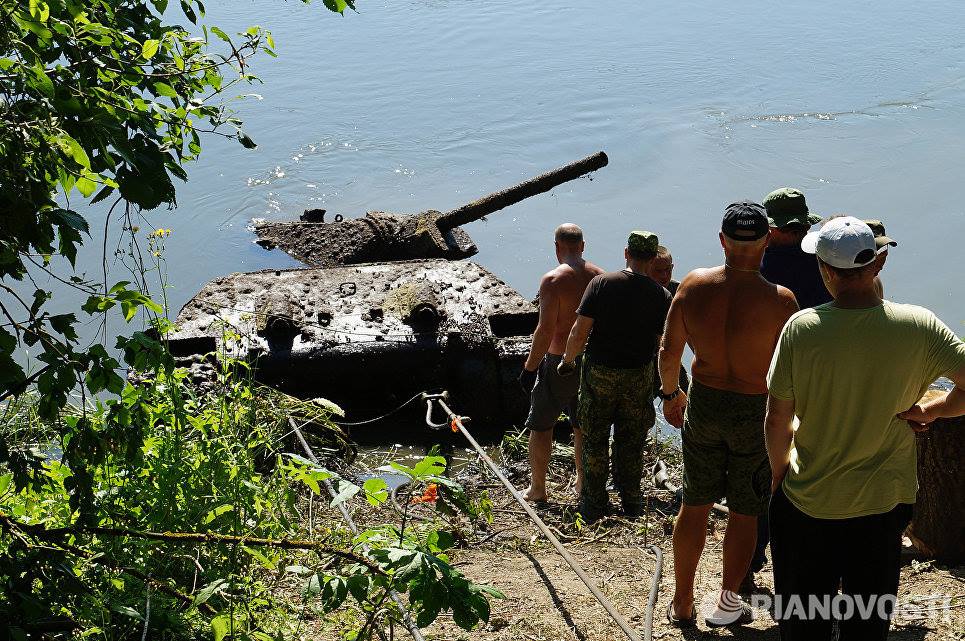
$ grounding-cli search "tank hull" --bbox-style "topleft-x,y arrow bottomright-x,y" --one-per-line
170,260 -> 537,439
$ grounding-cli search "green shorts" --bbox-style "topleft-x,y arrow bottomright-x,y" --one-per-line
681,380 -> 770,516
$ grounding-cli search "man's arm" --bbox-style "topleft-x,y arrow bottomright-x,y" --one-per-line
557,315 -> 594,375
523,273 -> 559,372
658,292 -> 688,428
764,395 -> 796,492
898,365 -> 965,427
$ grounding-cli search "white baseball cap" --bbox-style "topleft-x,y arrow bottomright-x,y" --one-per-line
801,216 -> 884,269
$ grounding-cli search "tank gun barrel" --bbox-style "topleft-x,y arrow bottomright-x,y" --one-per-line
436,151 -> 608,231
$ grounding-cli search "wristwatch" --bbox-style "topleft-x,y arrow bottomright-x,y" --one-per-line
658,386 -> 682,401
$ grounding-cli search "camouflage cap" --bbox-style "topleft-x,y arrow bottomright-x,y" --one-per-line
763,187 -> 822,228
627,230 -> 659,254
863,219 -> 898,249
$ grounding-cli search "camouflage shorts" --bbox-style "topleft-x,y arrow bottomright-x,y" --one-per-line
681,379 -> 770,516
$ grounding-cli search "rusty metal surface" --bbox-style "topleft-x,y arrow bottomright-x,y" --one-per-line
173,259 -> 534,348
170,260 -> 537,434
251,152 -> 607,268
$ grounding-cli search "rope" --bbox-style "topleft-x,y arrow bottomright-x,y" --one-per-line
429,395 -> 643,641
332,392 -> 426,427
289,419 -> 426,641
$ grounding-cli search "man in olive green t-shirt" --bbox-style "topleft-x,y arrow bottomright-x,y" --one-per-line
764,216 -> 965,641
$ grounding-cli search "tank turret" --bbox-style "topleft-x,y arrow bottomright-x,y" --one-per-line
253,152 -> 608,267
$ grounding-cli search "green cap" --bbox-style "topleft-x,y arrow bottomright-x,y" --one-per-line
863,219 -> 898,249
627,230 -> 659,254
763,187 -> 822,228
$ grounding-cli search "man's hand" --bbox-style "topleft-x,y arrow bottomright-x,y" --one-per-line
557,359 -> 577,377
771,469 -> 787,494
897,403 -> 935,432
662,391 -> 687,428
518,367 -> 538,393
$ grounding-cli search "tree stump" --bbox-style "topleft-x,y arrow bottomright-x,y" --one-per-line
908,390 -> 965,562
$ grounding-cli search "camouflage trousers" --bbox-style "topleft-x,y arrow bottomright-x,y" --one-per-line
577,360 -> 656,514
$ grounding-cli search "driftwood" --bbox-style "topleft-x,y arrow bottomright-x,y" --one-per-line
908,390 -> 965,562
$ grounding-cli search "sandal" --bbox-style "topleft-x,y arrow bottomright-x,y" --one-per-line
666,601 -> 697,628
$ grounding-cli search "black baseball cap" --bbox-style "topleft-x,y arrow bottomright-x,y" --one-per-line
721,200 -> 770,241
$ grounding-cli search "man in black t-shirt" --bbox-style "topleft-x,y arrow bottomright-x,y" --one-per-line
557,231 -> 671,521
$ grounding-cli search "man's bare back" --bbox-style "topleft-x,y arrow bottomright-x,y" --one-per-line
673,266 -> 798,394
541,260 -> 604,355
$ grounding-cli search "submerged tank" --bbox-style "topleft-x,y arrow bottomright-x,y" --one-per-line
168,152 -> 608,436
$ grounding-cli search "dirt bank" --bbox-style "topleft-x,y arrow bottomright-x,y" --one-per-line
303,432 -> 964,640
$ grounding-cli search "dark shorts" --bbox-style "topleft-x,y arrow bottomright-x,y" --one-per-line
524,354 -> 580,432
681,379 -> 770,516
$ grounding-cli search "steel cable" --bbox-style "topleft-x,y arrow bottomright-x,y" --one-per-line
429,395 -> 644,641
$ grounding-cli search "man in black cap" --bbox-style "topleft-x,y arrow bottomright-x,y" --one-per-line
761,188 -> 831,309
659,202 -> 799,628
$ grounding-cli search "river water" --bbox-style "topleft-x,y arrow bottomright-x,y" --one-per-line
21,1 -> 965,370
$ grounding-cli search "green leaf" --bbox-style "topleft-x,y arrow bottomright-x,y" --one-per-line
111,605 -> 143,621
346,574 -> 370,602
49,314 -> 79,341
426,530 -> 455,553
302,573 -> 321,599
329,479 -> 360,507
203,503 -> 233,524
109,281 -> 132,294
238,131 -> 257,149
285,565 -> 313,576
320,576 -> 348,611
60,135 -> 91,169
153,82 -> 177,98
141,39 -> 160,59
195,579 -> 228,606
242,545 -> 276,570
211,614 -> 229,641
0,473 -> 12,495
362,477 -> 388,506
76,175 -> 97,198
413,455 -> 447,478
210,26 -> 231,43
323,0 -> 349,14
90,185 -> 115,204
49,209 -> 89,234
32,64 -> 54,97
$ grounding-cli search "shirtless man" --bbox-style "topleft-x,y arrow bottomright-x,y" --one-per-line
519,224 -> 603,502
659,201 -> 799,628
